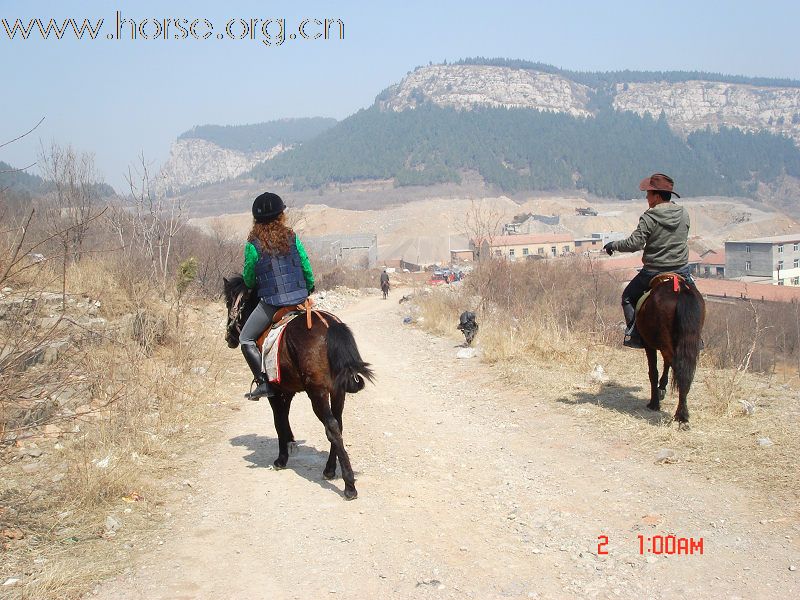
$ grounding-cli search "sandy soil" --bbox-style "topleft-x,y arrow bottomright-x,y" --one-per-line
91,292 -> 799,600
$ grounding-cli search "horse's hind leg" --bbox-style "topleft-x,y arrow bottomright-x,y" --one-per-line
323,388 -> 346,480
309,388 -> 357,500
658,358 -> 671,402
269,393 -> 295,469
674,389 -> 690,426
645,347 -> 661,411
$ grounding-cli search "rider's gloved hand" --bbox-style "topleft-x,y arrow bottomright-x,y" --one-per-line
603,242 -> 614,256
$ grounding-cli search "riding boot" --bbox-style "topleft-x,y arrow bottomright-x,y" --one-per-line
241,344 -> 276,400
622,300 -> 644,349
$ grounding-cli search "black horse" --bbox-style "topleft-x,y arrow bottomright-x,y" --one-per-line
223,274 -> 374,499
381,279 -> 390,299
636,273 -> 705,425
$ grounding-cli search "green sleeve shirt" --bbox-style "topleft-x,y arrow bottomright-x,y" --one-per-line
242,242 -> 259,289
295,236 -> 315,290
242,236 -> 315,291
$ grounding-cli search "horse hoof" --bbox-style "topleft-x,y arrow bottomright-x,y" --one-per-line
658,388 -> 667,401
646,402 -> 660,411
273,457 -> 287,469
344,487 -> 358,500
675,419 -> 690,430
323,469 -> 336,480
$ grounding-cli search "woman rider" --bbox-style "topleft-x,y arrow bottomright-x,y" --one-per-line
240,192 -> 314,399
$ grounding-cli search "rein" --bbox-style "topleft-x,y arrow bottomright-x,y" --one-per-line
228,290 -> 246,336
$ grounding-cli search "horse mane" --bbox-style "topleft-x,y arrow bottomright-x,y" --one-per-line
224,273 -> 247,297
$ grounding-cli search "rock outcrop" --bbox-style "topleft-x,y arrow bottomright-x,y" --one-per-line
614,81 -> 800,145
157,138 -> 287,195
377,65 -> 592,117
377,64 -> 800,145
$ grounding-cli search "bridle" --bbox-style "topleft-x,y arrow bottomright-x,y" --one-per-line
227,289 -> 247,338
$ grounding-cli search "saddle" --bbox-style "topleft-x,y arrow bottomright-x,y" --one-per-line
636,272 -> 687,313
272,297 -> 318,330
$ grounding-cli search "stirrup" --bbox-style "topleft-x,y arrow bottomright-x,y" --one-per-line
244,378 -> 275,400
623,333 -> 644,349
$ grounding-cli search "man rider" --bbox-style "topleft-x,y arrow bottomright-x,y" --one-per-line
603,173 -> 692,349
380,269 -> 390,287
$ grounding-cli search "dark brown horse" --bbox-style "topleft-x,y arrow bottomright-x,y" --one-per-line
636,273 -> 705,425
381,279 -> 390,299
223,274 -> 374,499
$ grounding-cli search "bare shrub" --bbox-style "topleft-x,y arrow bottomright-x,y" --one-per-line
413,257 -> 620,370
702,298 -> 797,376
173,221 -> 240,298
464,256 -> 620,342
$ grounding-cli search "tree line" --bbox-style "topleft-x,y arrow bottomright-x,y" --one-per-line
177,117 -> 338,153
450,57 -> 800,89
247,104 -> 800,198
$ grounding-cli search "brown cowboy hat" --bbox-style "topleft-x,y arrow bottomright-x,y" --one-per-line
639,173 -> 680,198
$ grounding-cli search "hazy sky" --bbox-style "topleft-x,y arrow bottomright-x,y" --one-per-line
3,0 -> 799,191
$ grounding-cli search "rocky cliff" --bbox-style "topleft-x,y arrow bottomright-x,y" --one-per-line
157,138 -> 287,195
377,64 -> 800,145
614,81 -> 800,145
377,65 -> 593,117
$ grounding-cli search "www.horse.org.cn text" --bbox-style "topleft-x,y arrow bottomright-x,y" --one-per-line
1,11 -> 345,46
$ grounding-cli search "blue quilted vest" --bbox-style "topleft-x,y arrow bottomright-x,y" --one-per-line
253,237 -> 309,307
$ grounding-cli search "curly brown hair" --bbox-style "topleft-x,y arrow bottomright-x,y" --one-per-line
248,213 -> 294,255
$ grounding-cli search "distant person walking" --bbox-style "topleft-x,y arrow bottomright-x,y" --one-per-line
603,173 -> 693,348
380,269 -> 390,299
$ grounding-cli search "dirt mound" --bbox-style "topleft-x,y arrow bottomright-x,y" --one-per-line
191,195 -> 800,264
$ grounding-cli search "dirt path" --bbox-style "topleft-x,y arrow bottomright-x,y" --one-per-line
93,292 -> 799,599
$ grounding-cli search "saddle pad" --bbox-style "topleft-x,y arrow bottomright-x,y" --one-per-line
260,314 -> 299,383
635,289 -> 652,313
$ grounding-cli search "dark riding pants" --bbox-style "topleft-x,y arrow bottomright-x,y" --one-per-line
240,299 -> 277,348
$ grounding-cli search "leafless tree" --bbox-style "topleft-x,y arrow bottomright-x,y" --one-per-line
38,142 -> 102,264
459,198 -> 505,260
114,153 -> 187,295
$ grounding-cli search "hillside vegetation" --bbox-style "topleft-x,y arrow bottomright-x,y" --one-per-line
452,57 -> 800,89
178,117 -> 338,153
248,104 -> 800,198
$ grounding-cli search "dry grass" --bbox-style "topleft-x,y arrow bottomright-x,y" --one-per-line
414,259 -> 800,511
0,286 -> 235,599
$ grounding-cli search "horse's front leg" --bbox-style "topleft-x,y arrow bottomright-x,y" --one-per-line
309,387 -> 357,500
645,347 -> 661,411
269,393 -> 294,469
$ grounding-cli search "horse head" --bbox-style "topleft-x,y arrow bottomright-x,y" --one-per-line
223,274 -> 251,349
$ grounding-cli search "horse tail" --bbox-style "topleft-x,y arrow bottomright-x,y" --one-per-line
327,322 -> 374,396
671,282 -> 704,393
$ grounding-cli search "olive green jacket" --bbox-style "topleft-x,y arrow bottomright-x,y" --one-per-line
610,202 -> 689,269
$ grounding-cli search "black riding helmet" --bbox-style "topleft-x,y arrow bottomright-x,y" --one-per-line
252,192 -> 286,223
